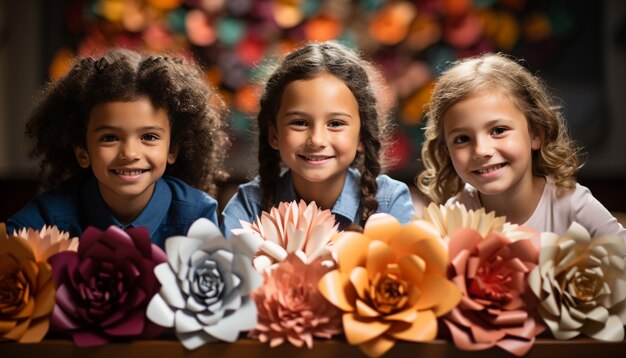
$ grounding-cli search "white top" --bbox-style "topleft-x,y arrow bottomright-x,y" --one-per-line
447,178 -> 626,244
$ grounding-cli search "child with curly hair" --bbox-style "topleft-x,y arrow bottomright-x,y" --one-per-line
221,41 -> 415,236
7,48 -> 230,247
418,52 -> 625,241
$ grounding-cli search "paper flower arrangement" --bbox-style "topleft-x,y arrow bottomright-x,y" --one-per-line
0,224 -> 76,343
146,218 -> 263,350
249,253 -> 342,348
529,222 -> 626,341
233,200 -> 338,271
318,214 -> 461,357
443,227 -> 544,356
49,226 -> 167,346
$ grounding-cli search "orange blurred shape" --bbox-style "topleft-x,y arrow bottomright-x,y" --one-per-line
400,81 -> 434,126
278,39 -> 299,57
185,9 -> 216,46
444,11 -> 482,48
406,14 -> 442,51
273,0 -> 304,29
443,0 -> 470,18
305,14 -> 342,42
98,0 -> 125,23
477,9 -> 498,38
524,12 -> 552,42
122,2 -> 146,32
205,67 -> 222,88
234,84 -> 261,115
148,0 -> 182,10
49,48 -> 74,80
369,1 -> 416,45
493,11 -> 520,51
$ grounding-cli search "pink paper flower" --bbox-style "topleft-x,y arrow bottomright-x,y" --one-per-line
233,200 -> 338,271
444,228 -> 544,356
49,226 -> 167,346
1,224 -> 65,343
249,253 -> 342,348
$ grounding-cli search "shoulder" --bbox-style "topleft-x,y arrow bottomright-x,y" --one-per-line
162,176 -> 217,211
446,183 -> 481,210
375,174 -> 411,198
7,176 -> 85,233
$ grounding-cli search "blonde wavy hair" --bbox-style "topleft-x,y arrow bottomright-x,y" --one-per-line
417,53 -> 581,204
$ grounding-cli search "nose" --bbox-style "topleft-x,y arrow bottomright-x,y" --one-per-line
306,125 -> 327,148
120,139 -> 140,161
473,136 -> 494,158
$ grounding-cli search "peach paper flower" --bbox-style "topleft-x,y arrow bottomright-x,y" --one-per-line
444,228 -> 544,356
318,214 -> 461,357
249,253 -> 342,348
1,224 -> 76,342
528,222 -> 626,341
422,202 -> 529,240
233,200 -> 338,271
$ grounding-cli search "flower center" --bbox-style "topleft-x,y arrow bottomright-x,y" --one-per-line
370,273 -> 409,314
568,271 -> 601,303
193,261 -> 224,306
0,272 -> 28,313
470,263 -> 514,305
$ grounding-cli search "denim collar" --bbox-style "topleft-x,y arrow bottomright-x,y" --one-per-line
81,174 -> 171,237
277,168 -> 361,224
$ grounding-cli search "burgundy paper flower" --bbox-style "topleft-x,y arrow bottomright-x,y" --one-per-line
444,228 -> 544,356
48,226 -> 167,346
249,253 -> 342,348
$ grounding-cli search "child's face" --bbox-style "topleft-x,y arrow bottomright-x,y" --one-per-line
442,90 -> 542,198
74,97 -> 176,209
269,73 -> 363,192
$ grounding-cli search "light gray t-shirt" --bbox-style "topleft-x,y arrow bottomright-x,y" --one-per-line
447,178 -> 626,244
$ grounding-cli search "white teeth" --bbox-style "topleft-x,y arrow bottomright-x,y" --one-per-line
114,169 -> 145,176
476,164 -> 503,174
303,155 -> 328,161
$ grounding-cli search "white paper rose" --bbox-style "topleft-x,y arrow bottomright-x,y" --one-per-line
146,218 -> 263,349
528,222 -> 626,341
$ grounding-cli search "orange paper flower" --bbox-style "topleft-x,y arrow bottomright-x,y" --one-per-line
318,214 -> 461,357
249,253 -> 342,348
233,200 -> 338,271
0,224 -> 75,342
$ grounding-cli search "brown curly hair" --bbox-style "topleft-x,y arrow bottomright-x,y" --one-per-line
25,48 -> 229,196
417,53 -> 581,204
256,41 -> 393,223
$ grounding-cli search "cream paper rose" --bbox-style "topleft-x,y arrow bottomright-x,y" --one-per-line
528,222 -> 626,341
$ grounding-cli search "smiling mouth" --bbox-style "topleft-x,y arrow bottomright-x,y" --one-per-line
112,169 -> 149,176
299,155 -> 334,161
473,163 -> 506,175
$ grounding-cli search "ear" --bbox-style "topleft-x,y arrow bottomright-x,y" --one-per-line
531,127 -> 544,150
167,145 -> 179,165
74,146 -> 90,168
268,124 -> 279,150
357,140 -> 364,153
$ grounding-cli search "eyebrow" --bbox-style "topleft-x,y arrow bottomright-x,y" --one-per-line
283,110 -> 353,119
92,125 -> 167,132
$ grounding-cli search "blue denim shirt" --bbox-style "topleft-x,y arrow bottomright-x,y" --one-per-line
220,168 -> 415,237
6,173 -> 218,248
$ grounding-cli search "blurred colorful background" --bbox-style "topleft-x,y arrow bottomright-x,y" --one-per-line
1,0 -> 625,218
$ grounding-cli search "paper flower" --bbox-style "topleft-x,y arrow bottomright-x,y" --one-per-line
249,253 -> 342,348
422,202 -> 523,239
146,218 -> 263,350
528,222 -> 626,341
0,224 -> 58,342
318,214 -> 461,357
233,200 -> 338,271
14,225 -> 78,262
49,226 -> 167,346
443,228 -> 544,356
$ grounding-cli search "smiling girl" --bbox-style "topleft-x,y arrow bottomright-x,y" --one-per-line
220,41 -> 415,235
418,53 -> 625,241
7,49 -> 229,247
